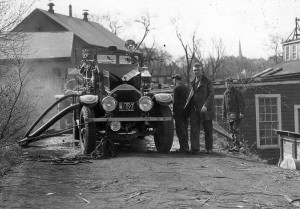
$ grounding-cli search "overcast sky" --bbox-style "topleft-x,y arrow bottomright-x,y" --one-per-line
34,0 -> 300,60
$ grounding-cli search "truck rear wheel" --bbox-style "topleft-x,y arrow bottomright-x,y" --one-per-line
153,106 -> 174,153
79,106 -> 96,155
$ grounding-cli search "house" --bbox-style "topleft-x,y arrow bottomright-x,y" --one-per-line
2,3 -> 130,126
282,18 -> 300,62
213,18 -> 300,164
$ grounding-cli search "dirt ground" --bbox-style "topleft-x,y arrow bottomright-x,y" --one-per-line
1,135 -> 300,209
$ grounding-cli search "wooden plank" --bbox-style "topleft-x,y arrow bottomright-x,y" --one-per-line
283,140 -> 293,159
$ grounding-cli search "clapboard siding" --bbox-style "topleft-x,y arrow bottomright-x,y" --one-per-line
214,82 -> 300,164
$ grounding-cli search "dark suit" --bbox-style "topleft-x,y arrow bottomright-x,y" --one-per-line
184,75 -> 215,151
173,82 -> 189,151
222,86 -> 245,148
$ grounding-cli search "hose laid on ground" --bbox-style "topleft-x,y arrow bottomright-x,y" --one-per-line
20,103 -> 82,146
18,128 -> 73,146
24,94 -> 78,138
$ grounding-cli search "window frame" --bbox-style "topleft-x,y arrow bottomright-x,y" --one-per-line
294,105 -> 300,133
214,95 -> 224,124
285,45 -> 290,61
292,44 -> 297,60
255,94 -> 281,149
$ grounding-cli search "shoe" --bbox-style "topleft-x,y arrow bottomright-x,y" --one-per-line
175,149 -> 191,153
228,146 -> 240,152
190,149 -> 200,155
205,149 -> 212,154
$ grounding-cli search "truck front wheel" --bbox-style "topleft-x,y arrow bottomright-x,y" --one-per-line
79,106 -> 96,155
153,106 -> 174,153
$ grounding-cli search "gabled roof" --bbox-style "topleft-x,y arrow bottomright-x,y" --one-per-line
38,9 -> 127,51
0,32 -> 73,59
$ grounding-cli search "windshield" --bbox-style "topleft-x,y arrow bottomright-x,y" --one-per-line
97,55 -> 139,64
99,63 -> 142,91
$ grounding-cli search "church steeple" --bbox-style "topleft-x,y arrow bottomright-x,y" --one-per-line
239,40 -> 243,57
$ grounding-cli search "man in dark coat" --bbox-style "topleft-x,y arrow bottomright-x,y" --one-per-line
172,74 -> 190,153
183,62 -> 215,154
222,78 -> 245,152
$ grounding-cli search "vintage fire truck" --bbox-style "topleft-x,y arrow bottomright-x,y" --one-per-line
66,40 -> 174,155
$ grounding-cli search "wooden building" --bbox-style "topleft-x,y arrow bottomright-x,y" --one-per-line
213,19 -> 300,164
4,3 -> 129,126
214,73 -> 300,164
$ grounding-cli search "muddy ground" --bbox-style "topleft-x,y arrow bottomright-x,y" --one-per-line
0,135 -> 300,209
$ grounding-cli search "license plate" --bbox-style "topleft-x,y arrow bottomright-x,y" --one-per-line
119,102 -> 134,111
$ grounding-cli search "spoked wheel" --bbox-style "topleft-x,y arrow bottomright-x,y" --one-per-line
153,106 -> 174,153
79,106 -> 96,155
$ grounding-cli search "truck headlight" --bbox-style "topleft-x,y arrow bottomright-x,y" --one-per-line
102,96 -> 117,112
138,96 -> 153,112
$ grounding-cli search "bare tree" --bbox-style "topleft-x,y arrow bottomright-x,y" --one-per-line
0,0 -> 35,32
0,0 -> 36,145
207,38 -> 227,81
0,0 -> 35,55
89,13 -> 123,35
139,43 -> 172,74
176,30 -> 201,85
133,13 -> 154,53
267,34 -> 283,64
0,49 -> 36,145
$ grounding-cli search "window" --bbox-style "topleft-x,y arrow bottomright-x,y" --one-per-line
292,45 -> 297,60
285,46 -> 290,61
214,95 -> 223,124
255,94 -> 281,149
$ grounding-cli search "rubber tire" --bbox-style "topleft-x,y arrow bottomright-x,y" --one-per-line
79,106 -> 96,155
153,106 -> 174,153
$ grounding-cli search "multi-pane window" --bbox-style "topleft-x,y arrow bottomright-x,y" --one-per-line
285,46 -> 290,61
255,95 -> 281,148
292,45 -> 297,60
214,95 -> 223,125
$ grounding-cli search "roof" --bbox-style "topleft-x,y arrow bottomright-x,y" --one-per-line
38,9 -> 128,51
271,60 -> 300,75
213,60 -> 300,85
25,32 -> 73,59
0,32 -> 73,59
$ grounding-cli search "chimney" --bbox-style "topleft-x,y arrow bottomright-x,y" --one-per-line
83,10 -> 89,21
69,4 -> 72,17
48,2 -> 54,13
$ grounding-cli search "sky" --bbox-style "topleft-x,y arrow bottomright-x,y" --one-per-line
33,0 -> 300,60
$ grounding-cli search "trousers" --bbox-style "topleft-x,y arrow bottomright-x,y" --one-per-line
229,119 -> 241,147
174,112 -> 189,150
190,108 -> 213,151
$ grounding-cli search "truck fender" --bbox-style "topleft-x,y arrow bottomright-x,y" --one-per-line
80,95 -> 98,107
154,93 -> 173,106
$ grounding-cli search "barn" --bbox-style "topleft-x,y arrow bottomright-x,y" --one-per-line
3,3 -> 130,126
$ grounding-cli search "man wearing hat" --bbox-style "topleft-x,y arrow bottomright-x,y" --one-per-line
222,78 -> 245,152
183,62 -> 215,154
172,74 -> 190,153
